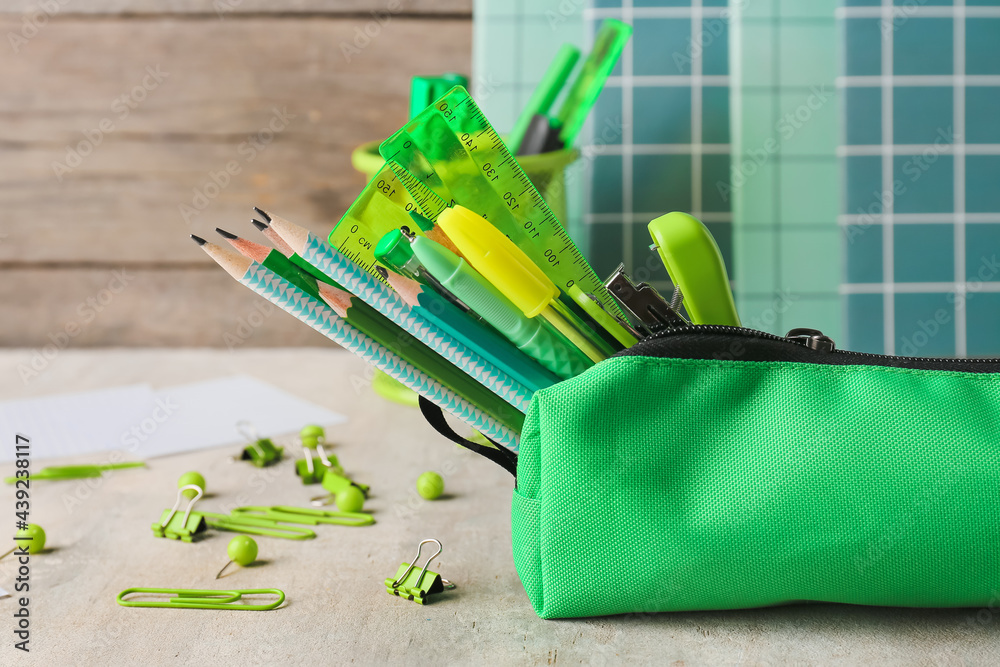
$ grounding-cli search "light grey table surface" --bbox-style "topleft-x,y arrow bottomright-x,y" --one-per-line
0,348 -> 995,666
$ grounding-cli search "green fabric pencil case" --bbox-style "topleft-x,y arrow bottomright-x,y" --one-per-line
506,324 -> 1000,619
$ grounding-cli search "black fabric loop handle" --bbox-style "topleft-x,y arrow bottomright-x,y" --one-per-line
417,397 -> 518,477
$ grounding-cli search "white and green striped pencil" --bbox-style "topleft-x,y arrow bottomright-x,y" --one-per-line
261,210 -> 535,413
193,236 -> 521,452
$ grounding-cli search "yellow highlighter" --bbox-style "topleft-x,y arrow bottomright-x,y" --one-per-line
437,206 -> 614,362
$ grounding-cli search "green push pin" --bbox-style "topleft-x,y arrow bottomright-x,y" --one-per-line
177,471 -> 205,499
417,472 -> 444,500
216,535 -> 258,579
335,486 -> 365,513
1,523 -> 46,560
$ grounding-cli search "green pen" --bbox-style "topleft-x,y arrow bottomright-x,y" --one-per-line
647,212 -> 741,327
554,19 -> 632,147
506,44 -> 580,155
408,233 -> 592,380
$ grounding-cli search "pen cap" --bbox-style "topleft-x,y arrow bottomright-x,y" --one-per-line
410,76 -> 459,120
437,206 -> 559,318
517,114 -> 565,157
375,229 -> 418,275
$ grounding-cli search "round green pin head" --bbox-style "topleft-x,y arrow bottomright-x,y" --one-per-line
301,425 -> 324,450
227,535 -> 258,566
15,523 -> 45,554
300,425 -> 324,439
417,472 -> 444,500
177,472 -> 206,499
336,486 -> 365,513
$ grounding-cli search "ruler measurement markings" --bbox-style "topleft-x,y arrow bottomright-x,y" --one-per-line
380,87 -> 623,318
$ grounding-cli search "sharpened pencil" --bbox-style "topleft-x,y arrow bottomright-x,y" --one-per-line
382,268 -> 559,393
263,209 -> 538,413
193,237 -> 522,450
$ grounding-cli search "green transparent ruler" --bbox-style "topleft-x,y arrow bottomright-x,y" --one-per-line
378,86 -> 624,320
328,162 -> 448,280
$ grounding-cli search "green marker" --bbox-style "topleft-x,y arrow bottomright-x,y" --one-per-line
410,74 -> 469,120
554,19 -> 632,147
507,44 -> 580,155
409,234 -> 592,380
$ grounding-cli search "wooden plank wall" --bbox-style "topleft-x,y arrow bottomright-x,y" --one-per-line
0,1 -> 472,347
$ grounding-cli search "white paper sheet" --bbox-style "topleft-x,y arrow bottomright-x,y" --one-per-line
138,375 -> 346,459
0,376 -> 345,462
0,384 -> 156,462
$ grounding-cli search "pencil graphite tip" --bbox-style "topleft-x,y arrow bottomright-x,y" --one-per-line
374,265 -> 388,280
215,228 -> 238,240
251,219 -> 269,231
190,234 -> 207,246
252,206 -> 271,222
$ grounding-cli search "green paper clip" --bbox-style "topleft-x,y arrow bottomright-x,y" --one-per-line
4,461 -> 145,484
232,505 -> 374,528
117,588 -> 285,611
201,512 -> 316,540
385,538 -> 455,605
236,421 -> 283,467
152,486 -> 316,541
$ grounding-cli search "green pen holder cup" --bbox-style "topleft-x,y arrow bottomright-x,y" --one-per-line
351,139 -> 579,406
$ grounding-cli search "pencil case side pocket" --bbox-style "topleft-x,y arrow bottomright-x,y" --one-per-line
511,325 -> 1000,619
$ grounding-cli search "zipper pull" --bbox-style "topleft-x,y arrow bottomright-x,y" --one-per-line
785,328 -> 836,352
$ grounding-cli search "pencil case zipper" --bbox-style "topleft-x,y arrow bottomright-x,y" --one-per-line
618,324 -> 1000,373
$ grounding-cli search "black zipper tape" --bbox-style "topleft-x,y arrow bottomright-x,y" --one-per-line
617,325 -> 1000,374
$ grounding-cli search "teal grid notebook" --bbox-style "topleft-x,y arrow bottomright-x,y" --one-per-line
730,0 -> 842,338
840,1 -> 1000,357
583,0 -> 734,292
475,0 -> 734,295
472,0 -> 587,240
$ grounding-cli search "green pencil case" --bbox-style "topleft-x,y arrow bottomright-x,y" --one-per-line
509,325 -> 1000,619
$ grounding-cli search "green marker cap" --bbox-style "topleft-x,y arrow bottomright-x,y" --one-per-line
410,75 -> 468,120
375,229 -> 417,275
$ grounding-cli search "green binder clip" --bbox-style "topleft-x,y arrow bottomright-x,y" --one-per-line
231,505 -> 374,528
152,486 -> 316,541
295,425 -> 342,484
117,587 -> 285,611
309,469 -> 370,506
385,538 -> 455,605
151,485 -> 208,542
235,421 -> 283,467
